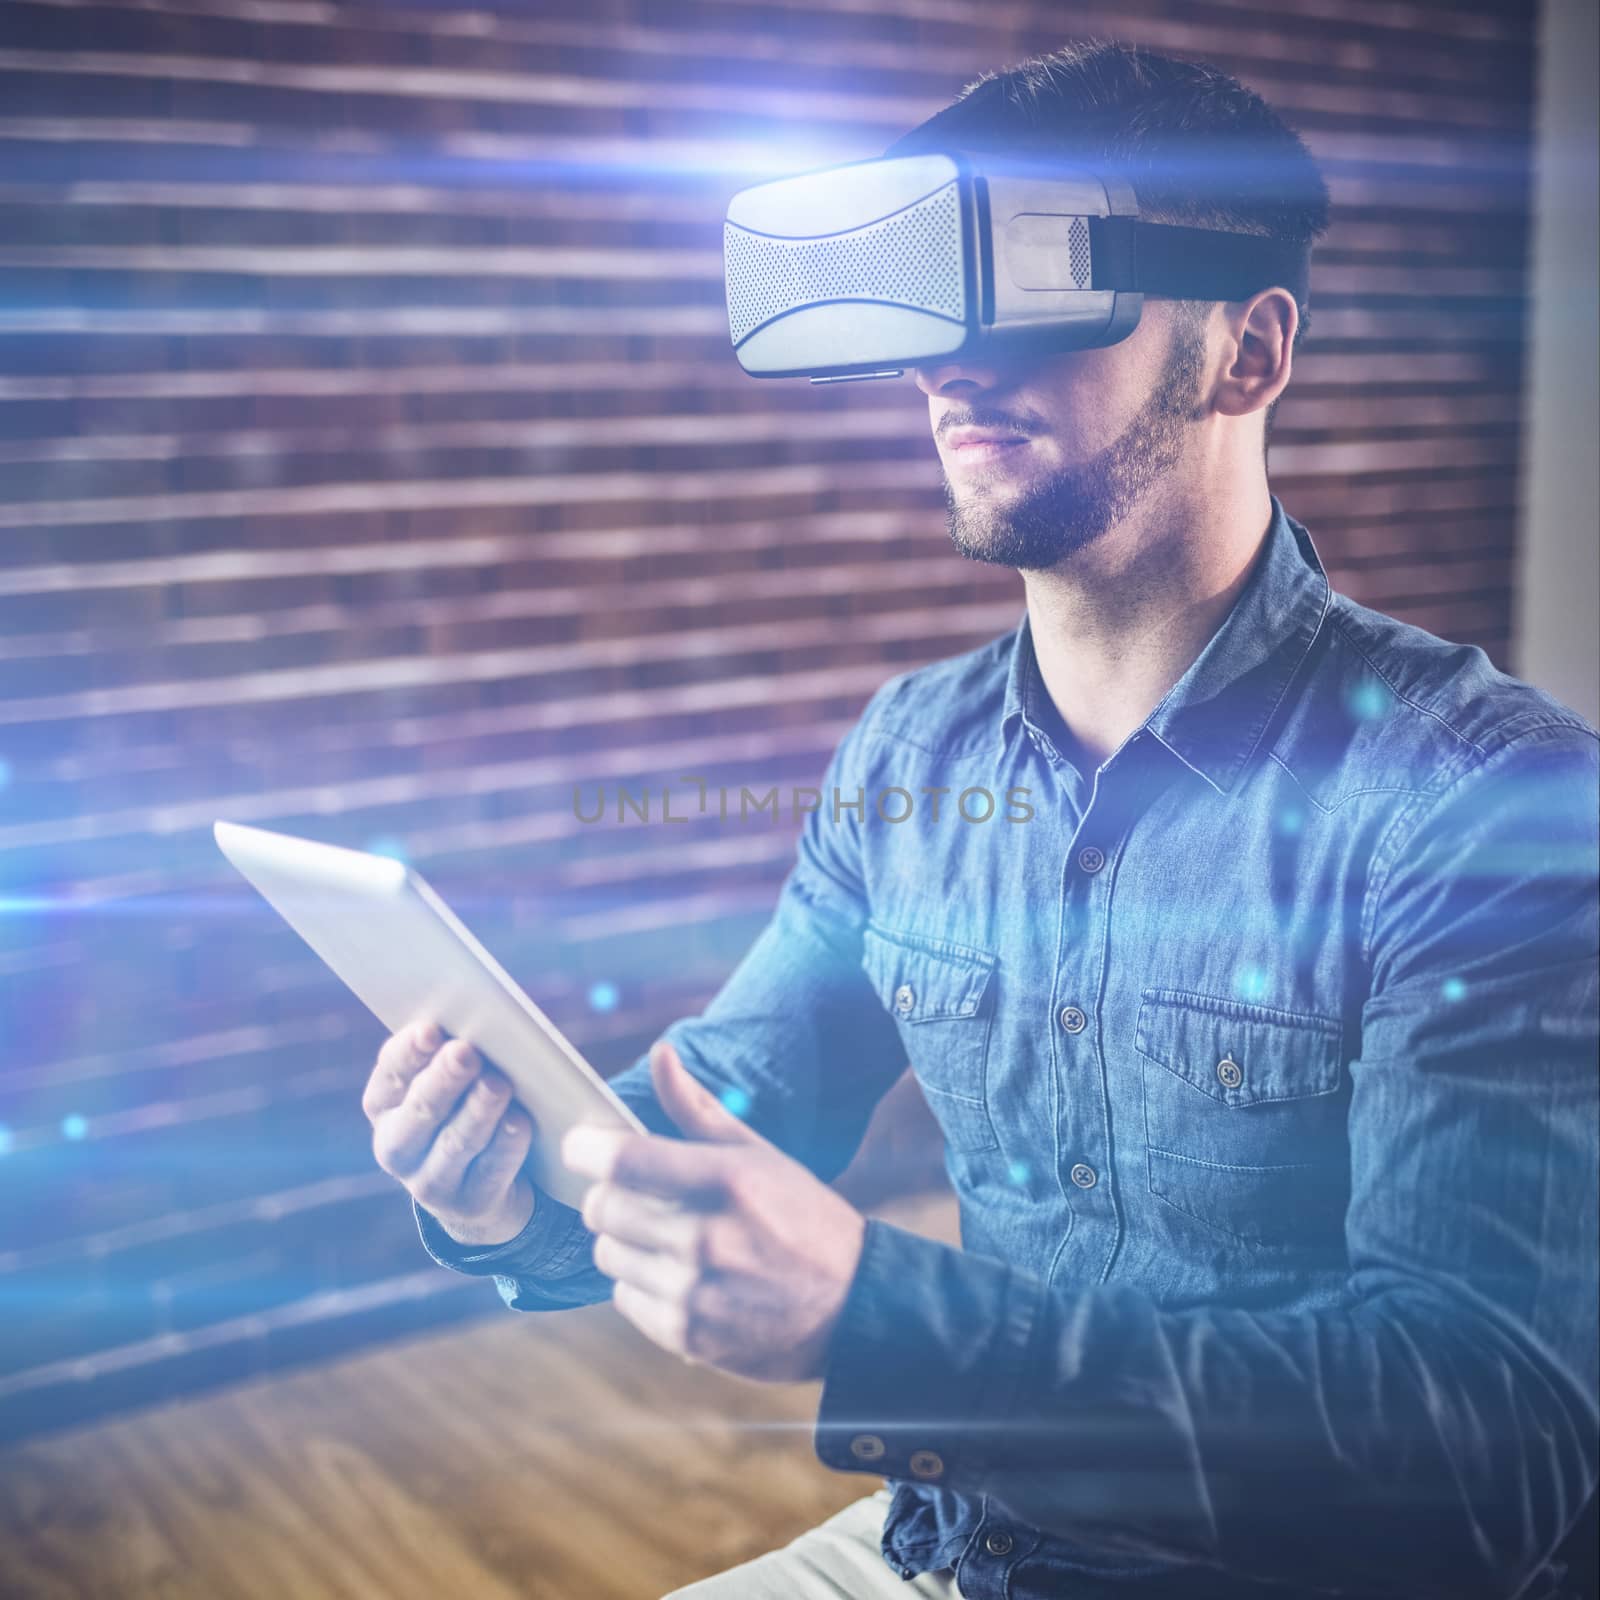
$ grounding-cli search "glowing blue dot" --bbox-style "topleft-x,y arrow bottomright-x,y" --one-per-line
0,758 -> 11,790
365,835 -> 408,863
1007,1159 -> 1030,1185
0,1124 -> 11,1155
587,980 -> 619,1013
719,1086 -> 752,1117
1235,966 -> 1269,1001
61,1113 -> 88,1141
1442,977 -> 1467,1002
1278,805 -> 1304,835
1346,679 -> 1387,722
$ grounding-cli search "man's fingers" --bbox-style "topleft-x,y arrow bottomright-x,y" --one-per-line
456,1111 -> 535,1214
592,1231 -> 694,1303
562,1126 -> 734,1202
650,1040 -> 763,1147
407,1067 -> 513,1207
372,1039 -> 481,1175
612,1279 -> 695,1363
582,1179 -> 699,1253
363,1018 -> 443,1120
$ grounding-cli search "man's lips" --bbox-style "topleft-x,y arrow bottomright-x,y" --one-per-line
944,427 -> 1030,450
945,433 -> 1031,466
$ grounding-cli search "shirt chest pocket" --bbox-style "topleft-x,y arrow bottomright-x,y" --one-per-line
861,921 -> 999,1153
1135,989 -> 1350,1248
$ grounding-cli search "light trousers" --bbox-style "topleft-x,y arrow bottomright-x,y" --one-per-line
661,1486 -> 963,1599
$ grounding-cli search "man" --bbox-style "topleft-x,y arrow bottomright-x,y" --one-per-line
363,42 -> 1600,1600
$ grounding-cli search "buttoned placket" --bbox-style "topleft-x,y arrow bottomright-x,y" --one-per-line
1039,729 -> 1161,1288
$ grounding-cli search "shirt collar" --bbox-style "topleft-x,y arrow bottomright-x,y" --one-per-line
996,496 -> 1333,796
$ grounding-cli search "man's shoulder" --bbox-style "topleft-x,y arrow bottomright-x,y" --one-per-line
1277,590 -> 1599,811
853,624 -> 1020,757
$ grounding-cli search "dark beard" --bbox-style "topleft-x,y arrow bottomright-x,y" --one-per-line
942,316 -> 1209,571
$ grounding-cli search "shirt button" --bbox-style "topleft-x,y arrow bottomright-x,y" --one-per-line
1058,1005 -> 1086,1034
1070,1162 -> 1098,1189
908,1449 -> 944,1480
849,1434 -> 886,1461
984,1531 -> 1014,1556
893,984 -> 915,1015
1077,845 -> 1105,874
1217,1055 -> 1243,1089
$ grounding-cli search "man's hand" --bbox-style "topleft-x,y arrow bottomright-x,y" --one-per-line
363,1018 -> 538,1247
561,1041 -> 867,1384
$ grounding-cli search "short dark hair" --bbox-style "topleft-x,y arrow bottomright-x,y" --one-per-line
886,39 -> 1331,454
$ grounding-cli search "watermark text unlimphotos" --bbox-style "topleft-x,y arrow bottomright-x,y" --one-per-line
574,775 -> 1034,826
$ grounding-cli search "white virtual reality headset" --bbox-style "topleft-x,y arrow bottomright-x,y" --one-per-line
723,150 -> 1310,383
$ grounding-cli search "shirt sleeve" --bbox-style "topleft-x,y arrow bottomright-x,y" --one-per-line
413,1185 -> 594,1279
813,720 -> 1600,1598
414,681 -> 913,1313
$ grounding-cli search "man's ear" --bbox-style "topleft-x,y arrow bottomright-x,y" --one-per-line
1213,286 -> 1298,421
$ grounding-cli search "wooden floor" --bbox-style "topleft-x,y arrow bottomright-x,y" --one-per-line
0,1190 -> 960,1600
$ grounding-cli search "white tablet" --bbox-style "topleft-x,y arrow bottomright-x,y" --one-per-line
214,819 -> 646,1209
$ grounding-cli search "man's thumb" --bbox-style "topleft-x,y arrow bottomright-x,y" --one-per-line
650,1040 -> 761,1145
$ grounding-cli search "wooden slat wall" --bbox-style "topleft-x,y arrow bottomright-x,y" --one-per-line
0,0 -> 1535,1441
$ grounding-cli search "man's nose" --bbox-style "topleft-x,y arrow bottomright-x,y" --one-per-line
912,361 -> 1008,398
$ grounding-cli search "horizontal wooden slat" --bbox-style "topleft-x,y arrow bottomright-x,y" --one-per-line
0,247 -> 1532,297
11,0 -> 1532,53
0,1 -> 1537,101
0,351 -> 1521,402
0,126 -> 1533,217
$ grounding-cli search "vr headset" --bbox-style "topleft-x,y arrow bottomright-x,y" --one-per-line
723,151 -> 1310,382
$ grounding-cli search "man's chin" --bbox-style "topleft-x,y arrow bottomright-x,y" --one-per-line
945,513 -> 1031,569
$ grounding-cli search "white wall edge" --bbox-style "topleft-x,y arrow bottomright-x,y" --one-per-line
1514,0 -> 1600,726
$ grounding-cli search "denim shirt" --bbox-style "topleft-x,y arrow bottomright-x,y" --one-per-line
416,498 -> 1600,1599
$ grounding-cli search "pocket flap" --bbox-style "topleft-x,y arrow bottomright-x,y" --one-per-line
1135,988 -> 1344,1106
862,921 -> 996,1022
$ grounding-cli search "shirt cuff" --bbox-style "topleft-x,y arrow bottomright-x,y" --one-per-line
813,1217 -> 1038,1493
413,1183 -> 596,1280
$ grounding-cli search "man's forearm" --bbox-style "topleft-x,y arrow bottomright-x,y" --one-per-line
814,1219 -> 1596,1599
